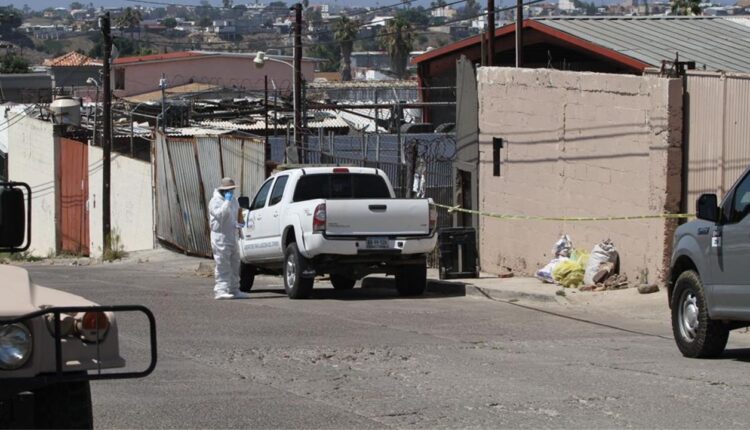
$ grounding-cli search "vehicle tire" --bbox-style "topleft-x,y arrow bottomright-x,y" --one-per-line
395,263 -> 427,297
283,243 -> 314,299
331,274 -> 356,290
32,379 -> 93,429
671,270 -> 729,358
240,263 -> 255,293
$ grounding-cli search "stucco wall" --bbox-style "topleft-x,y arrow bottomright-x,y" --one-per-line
88,146 -> 154,257
477,68 -> 682,283
114,56 -> 316,97
7,116 -> 57,256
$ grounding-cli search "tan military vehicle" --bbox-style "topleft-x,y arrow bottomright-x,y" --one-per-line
0,182 -> 157,428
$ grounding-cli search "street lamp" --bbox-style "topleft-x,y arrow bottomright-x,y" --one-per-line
86,77 -> 100,146
253,51 -> 300,163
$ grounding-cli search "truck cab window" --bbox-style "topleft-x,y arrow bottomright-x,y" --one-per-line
268,176 -> 288,206
251,179 -> 274,210
730,173 -> 750,223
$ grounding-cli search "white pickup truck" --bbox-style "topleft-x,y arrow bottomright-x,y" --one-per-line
237,167 -> 438,299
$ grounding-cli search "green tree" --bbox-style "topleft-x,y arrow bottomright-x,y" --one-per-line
222,0 -> 234,9
198,16 -> 213,28
0,7 -> 22,35
671,0 -> 701,15
334,16 -> 360,81
378,17 -> 414,79
163,17 -> 177,28
0,53 -> 29,73
116,7 -> 143,45
458,0 -> 480,20
69,1 -> 84,9
268,1 -> 287,9
395,7 -> 430,27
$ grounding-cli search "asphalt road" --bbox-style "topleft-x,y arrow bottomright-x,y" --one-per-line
21,254 -> 750,429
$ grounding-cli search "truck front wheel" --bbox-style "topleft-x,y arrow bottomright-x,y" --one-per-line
395,263 -> 427,297
284,243 -> 314,299
240,263 -> 255,292
671,270 -> 729,358
33,379 -> 93,429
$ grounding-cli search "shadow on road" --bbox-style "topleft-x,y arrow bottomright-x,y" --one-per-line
306,277 -> 467,301
720,348 -> 750,362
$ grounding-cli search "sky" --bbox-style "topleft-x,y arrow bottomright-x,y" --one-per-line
19,0 -> 740,11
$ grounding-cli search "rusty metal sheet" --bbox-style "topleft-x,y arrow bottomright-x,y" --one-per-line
154,133 -> 175,245
220,136 -> 244,194
195,135 -> 223,210
169,137 -> 212,256
158,134 -> 189,252
241,136 -> 265,200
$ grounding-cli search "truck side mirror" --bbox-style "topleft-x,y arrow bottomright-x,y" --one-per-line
696,193 -> 719,223
238,196 -> 250,210
0,182 -> 30,251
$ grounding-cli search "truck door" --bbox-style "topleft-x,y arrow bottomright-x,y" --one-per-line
262,175 -> 288,261
242,178 -> 274,261
711,171 -> 750,316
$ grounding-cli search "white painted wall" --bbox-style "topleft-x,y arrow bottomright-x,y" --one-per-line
7,115 -> 57,257
88,146 -> 154,257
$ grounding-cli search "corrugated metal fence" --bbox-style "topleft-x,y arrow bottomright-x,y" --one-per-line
154,132 -> 265,256
686,71 -> 750,213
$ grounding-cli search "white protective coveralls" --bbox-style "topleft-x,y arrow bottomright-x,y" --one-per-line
208,189 -> 241,297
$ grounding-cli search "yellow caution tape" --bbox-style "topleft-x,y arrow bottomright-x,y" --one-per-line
430,202 -> 694,222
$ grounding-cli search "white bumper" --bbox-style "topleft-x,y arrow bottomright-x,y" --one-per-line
300,232 -> 437,259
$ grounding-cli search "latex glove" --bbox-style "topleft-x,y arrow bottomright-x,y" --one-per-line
224,190 -> 233,201
235,222 -> 245,229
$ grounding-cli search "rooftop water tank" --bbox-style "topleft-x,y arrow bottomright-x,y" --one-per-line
50,97 -> 81,126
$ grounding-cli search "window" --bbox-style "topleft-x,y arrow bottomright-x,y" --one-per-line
251,179 -> 274,210
268,175 -> 288,206
492,137 -> 503,177
729,173 -> 750,224
293,174 -> 391,202
114,68 -> 125,90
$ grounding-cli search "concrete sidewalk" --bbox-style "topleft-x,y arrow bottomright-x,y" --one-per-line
422,269 -> 563,303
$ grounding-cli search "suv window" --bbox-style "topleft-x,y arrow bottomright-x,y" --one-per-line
251,179 -> 274,210
730,173 -> 750,224
268,175 -> 288,206
293,173 -> 391,202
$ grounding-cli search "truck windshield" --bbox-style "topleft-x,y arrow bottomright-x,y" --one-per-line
293,173 -> 391,202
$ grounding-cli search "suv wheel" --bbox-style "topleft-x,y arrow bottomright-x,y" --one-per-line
284,243 -> 314,299
671,270 -> 729,358
331,274 -> 356,290
240,263 -> 255,293
395,263 -> 427,297
33,379 -> 93,429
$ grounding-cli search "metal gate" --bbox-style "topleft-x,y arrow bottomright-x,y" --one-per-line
154,132 -> 265,257
685,71 -> 750,213
58,137 -> 89,255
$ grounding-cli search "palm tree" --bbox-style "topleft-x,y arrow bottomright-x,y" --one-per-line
671,0 -> 701,15
116,7 -> 143,45
334,16 -> 360,81
378,17 -> 414,80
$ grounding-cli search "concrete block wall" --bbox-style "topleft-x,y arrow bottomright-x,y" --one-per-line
477,68 -> 683,283
88,146 -> 154,257
7,116 -> 57,257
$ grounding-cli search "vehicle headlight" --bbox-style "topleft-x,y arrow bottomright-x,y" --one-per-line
0,323 -> 33,370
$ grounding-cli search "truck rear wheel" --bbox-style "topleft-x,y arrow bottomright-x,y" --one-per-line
33,379 -> 93,429
671,270 -> 729,358
331,274 -> 356,290
395,263 -> 427,297
284,243 -> 314,299
240,263 -> 255,293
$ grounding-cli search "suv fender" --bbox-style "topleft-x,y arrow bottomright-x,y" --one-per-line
669,235 -> 708,308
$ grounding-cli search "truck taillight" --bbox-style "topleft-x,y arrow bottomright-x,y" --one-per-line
429,205 -> 438,232
332,167 -> 349,173
313,203 -> 326,233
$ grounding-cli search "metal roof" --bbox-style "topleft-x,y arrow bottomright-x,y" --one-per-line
414,16 -> 750,73
533,16 -> 750,72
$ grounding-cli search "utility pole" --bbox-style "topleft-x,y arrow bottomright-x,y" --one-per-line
292,2 -> 302,164
100,12 -> 112,255
515,0 -> 523,67
159,73 -> 167,134
487,0 -> 495,67
264,75 -> 270,173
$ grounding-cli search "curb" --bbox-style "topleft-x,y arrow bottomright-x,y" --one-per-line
362,276 -> 559,304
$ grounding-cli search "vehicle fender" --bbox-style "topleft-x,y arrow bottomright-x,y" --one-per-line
281,214 -> 308,257
670,233 -> 711,309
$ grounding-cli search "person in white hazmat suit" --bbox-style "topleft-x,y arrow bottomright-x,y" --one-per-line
209,177 -> 250,300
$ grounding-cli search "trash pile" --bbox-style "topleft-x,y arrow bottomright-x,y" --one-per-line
536,235 -> 627,291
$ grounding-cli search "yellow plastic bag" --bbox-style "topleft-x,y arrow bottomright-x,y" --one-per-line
552,251 -> 588,288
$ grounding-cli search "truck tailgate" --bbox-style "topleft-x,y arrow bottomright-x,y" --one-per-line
325,199 -> 430,236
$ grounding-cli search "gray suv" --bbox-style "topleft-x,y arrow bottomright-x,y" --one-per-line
669,168 -> 750,358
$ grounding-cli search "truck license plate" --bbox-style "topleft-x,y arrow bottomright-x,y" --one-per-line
366,237 -> 389,249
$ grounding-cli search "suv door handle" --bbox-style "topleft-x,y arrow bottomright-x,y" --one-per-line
273,212 -> 279,217
256,214 -> 263,220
